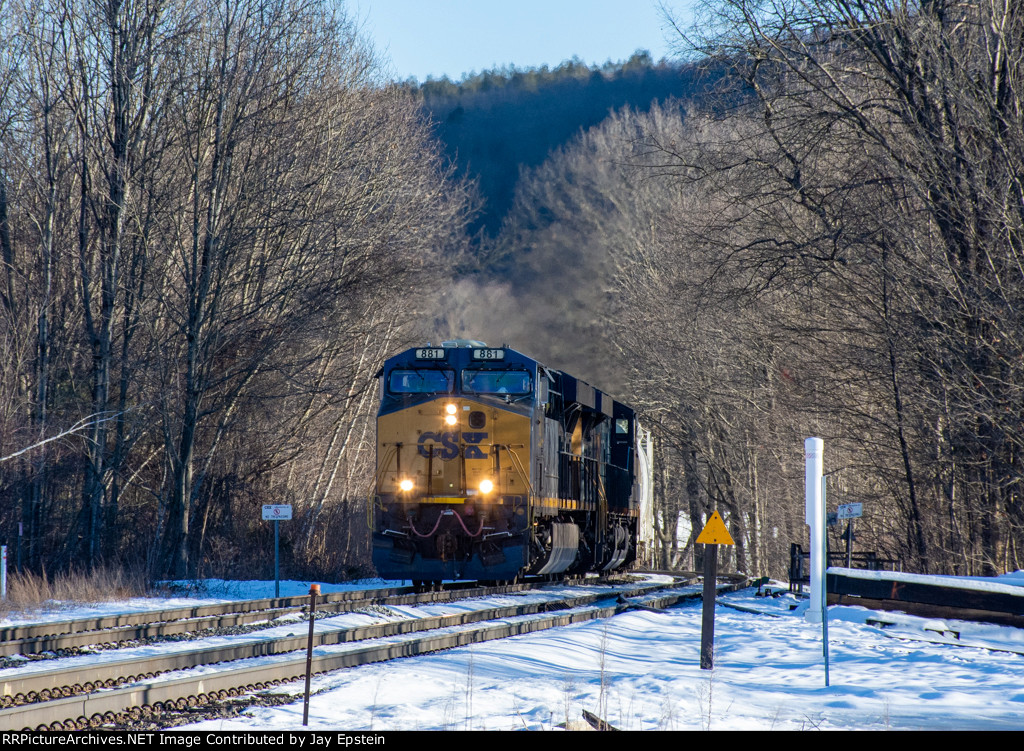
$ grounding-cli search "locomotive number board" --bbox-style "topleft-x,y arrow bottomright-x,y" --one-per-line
472,348 -> 505,360
415,348 -> 446,360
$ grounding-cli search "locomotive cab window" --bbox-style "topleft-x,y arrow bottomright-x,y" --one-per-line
461,369 -> 532,395
388,369 -> 454,394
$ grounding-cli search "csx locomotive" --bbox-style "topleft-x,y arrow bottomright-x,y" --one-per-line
371,340 -> 642,583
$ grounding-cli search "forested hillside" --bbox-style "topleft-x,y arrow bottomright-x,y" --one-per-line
416,55 -> 716,392
417,52 -> 712,238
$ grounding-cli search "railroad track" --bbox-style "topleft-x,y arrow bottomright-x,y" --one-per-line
0,580 -> 522,658
1,576 -> 746,730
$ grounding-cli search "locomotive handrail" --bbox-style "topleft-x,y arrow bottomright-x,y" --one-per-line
373,444 -> 398,491
504,445 -> 537,497
595,466 -> 609,547
366,495 -> 381,529
367,444 -> 398,526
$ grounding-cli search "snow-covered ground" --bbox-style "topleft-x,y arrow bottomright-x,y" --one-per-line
4,574 -> 1024,731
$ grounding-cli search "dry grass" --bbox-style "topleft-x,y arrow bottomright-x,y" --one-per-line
0,565 -> 151,617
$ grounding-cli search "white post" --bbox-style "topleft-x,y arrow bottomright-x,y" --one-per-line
636,426 -> 655,566
804,438 -> 824,623
1,545 -> 6,601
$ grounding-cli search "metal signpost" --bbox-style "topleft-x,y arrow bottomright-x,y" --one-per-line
838,502 -> 863,568
262,504 -> 292,598
696,510 -> 735,670
303,583 -> 320,726
822,476 -> 829,687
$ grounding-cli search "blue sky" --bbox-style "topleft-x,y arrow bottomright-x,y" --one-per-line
351,1 -> 696,83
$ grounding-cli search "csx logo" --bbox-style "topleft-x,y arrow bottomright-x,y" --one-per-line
418,432 -> 488,460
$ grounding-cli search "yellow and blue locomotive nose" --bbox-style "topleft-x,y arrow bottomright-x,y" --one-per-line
373,351 -> 535,582
372,341 -> 641,583
376,396 -> 529,504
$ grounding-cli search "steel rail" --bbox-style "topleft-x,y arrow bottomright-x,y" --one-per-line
0,611 -> 300,658
0,583 -> 532,658
0,581 -> 523,644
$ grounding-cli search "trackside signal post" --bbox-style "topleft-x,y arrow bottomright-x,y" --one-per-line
697,511 -> 735,670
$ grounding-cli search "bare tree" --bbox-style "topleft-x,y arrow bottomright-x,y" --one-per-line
666,0 -> 1024,572
0,0 -> 469,579
51,0 -> 180,567
151,0 -> 468,577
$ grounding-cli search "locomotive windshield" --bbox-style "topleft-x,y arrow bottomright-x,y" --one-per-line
388,369 -> 454,393
461,369 -> 532,395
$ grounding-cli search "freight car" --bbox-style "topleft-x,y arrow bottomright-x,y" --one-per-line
370,340 -> 643,583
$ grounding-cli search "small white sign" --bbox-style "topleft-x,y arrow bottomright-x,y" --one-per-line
837,502 -> 863,520
262,504 -> 293,520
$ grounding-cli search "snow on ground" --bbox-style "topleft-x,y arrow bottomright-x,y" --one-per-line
179,585 -> 1024,731
4,574 -> 1024,730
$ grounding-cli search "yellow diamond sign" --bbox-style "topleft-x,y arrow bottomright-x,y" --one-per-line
695,510 -> 735,546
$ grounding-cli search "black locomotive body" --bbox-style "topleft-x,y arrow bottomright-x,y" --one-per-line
371,340 -> 639,582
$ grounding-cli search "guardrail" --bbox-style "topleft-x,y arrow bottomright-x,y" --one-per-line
789,543 -> 899,592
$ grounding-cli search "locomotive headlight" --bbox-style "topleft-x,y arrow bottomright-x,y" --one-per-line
445,403 -> 457,414
445,414 -> 457,426
479,479 -> 494,494
445,404 -> 458,425
399,478 -> 414,492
